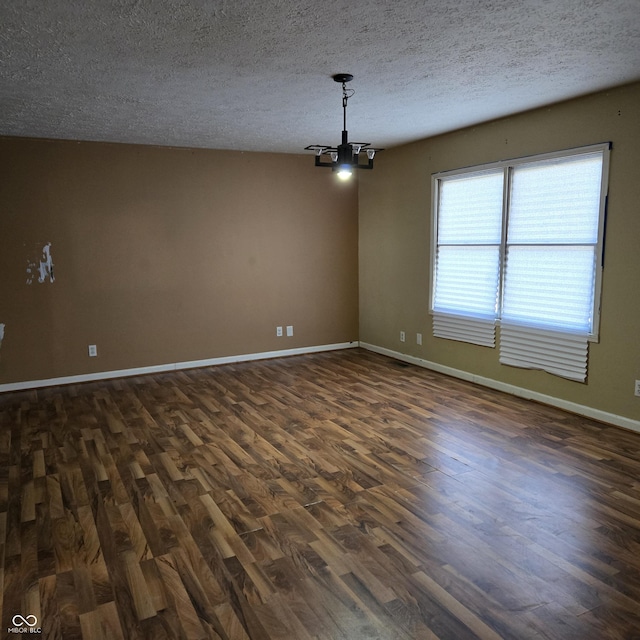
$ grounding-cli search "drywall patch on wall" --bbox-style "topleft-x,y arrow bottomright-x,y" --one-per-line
26,242 -> 55,284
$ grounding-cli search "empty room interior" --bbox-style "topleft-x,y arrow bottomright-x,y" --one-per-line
1,1 -> 640,639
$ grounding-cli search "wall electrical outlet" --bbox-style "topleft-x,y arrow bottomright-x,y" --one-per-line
88,344 -> 98,357
635,380 -> 640,397
400,331 -> 406,343
286,325 -> 294,337
276,326 -> 283,337
416,332 -> 422,345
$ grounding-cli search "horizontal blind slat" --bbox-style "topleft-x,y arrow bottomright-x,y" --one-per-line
433,313 -> 496,347
499,323 -> 588,382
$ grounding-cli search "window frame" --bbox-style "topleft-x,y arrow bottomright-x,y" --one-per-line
430,142 -> 611,342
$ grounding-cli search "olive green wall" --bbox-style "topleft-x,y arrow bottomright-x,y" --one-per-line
0,138 -> 358,384
359,82 -> 640,424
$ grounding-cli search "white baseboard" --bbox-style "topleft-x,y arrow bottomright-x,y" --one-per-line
360,342 -> 640,434
6,340 -> 637,434
0,341 -> 359,393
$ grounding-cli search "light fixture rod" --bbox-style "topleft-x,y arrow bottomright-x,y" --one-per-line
342,80 -> 348,134
333,73 -> 353,134
334,73 -> 353,140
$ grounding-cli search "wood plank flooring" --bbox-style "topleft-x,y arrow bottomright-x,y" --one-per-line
1,348 -> 640,639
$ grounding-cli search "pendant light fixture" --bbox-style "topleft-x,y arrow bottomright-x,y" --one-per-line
305,74 -> 383,180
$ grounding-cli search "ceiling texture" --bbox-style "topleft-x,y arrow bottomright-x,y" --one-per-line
1,0 -> 639,154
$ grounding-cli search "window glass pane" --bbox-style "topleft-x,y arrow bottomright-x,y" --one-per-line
434,245 -> 500,318
438,170 -> 503,244
502,246 -> 596,332
508,152 -> 603,244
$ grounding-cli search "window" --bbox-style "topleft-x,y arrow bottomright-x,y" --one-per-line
430,144 -> 610,381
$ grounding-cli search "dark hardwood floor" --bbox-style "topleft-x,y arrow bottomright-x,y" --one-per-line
1,348 -> 639,639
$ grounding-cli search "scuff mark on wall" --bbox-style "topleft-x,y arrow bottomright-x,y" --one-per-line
0,323 -> 5,358
26,242 -> 55,284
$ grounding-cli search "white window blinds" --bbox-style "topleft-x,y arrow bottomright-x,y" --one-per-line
502,153 -> 604,333
432,170 -> 503,345
431,144 -> 609,382
498,152 -> 606,381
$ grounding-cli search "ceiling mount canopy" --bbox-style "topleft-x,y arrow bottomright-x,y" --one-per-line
305,74 -> 383,180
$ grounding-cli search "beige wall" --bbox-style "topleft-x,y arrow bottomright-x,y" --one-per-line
0,138 -> 359,384
359,82 -> 640,422
2,84 -> 638,423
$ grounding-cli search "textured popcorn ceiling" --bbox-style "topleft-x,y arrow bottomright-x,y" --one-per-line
1,0 -> 639,153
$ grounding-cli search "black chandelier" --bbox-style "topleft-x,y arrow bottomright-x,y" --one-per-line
305,73 -> 383,180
